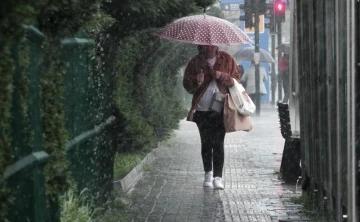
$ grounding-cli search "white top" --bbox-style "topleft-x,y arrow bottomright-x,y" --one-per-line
196,57 -> 219,111
241,65 -> 268,95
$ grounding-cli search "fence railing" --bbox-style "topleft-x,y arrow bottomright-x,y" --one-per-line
2,25 -> 116,222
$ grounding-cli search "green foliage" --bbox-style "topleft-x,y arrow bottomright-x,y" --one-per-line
0,36 -> 31,222
112,37 -> 156,151
60,189 -> 96,222
206,5 -> 225,17
113,153 -> 143,180
1,0 -> 219,221
36,0 -> 100,207
138,39 -> 192,141
18,38 -> 30,120
0,46 -> 14,222
94,197 -> 131,222
0,1 -> 48,50
83,10 -> 116,40
0,2 -> 46,220
0,186 -> 12,222
112,28 -> 196,153
91,0 -> 205,154
101,0 -> 210,39
61,188 -> 132,222
1,0 -> 100,219
38,0 -> 99,38
41,41 -> 73,201
195,0 -> 218,9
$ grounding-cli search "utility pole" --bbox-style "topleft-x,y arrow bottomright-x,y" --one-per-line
277,21 -> 282,102
264,2 -> 276,105
271,34 -> 276,105
254,9 -> 261,116
240,0 -> 266,116
273,0 -> 286,102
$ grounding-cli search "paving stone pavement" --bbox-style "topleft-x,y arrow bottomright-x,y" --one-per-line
125,108 -> 311,222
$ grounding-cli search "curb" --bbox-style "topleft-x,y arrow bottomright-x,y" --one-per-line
113,147 -> 159,193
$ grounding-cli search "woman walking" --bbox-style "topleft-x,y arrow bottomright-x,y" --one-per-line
183,45 -> 240,189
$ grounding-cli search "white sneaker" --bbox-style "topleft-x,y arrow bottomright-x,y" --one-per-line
203,171 -> 213,187
213,177 -> 224,190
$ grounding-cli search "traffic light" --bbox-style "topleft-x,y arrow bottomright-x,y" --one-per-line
264,3 -> 276,33
256,0 -> 267,15
239,0 -> 253,28
274,0 -> 286,23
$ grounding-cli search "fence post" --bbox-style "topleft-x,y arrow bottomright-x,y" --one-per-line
6,25 -> 50,222
61,37 -> 116,202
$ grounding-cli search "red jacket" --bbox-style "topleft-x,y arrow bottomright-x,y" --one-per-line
279,56 -> 289,72
183,51 -> 240,121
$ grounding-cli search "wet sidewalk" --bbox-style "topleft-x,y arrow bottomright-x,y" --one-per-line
124,108 -> 309,222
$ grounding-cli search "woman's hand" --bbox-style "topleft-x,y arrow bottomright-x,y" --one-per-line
215,71 -> 222,79
197,69 -> 204,84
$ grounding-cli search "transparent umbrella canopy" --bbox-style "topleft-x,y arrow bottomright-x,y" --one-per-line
233,46 -> 275,63
276,43 -> 290,54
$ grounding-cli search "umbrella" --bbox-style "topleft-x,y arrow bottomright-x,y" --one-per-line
156,14 -> 252,46
276,43 -> 290,54
233,46 -> 275,63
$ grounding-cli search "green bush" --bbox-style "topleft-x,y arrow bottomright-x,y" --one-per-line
94,197 -> 131,222
1,1 -> 99,220
60,189 -> 95,222
1,0 -> 219,221
88,1 -> 220,156
113,153 -> 143,180
0,2 -> 49,220
112,29 -> 196,153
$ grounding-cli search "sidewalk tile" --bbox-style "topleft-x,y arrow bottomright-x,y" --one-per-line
125,109 -> 308,221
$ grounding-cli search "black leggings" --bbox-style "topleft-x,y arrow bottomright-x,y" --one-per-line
281,73 -> 289,103
194,111 -> 226,177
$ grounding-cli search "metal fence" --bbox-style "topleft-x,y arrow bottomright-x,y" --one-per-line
289,0 -> 359,221
2,26 -> 116,222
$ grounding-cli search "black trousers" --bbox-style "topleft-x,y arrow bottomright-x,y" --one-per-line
249,94 -> 256,104
194,111 -> 226,177
249,94 -> 265,104
281,73 -> 289,103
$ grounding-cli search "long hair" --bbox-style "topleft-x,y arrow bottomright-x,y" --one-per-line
197,45 -> 206,70
197,45 -> 204,55
197,45 -> 220,55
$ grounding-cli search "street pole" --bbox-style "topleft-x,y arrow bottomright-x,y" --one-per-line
254,11 -> 260,116
277,21 -> 282,102
271,33 -> 276,105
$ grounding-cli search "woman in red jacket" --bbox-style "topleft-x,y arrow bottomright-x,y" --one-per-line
183,45 -> 240,190
279,53 -> 289,103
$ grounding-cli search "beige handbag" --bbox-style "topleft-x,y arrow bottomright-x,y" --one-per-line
223,94 -> 253,133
